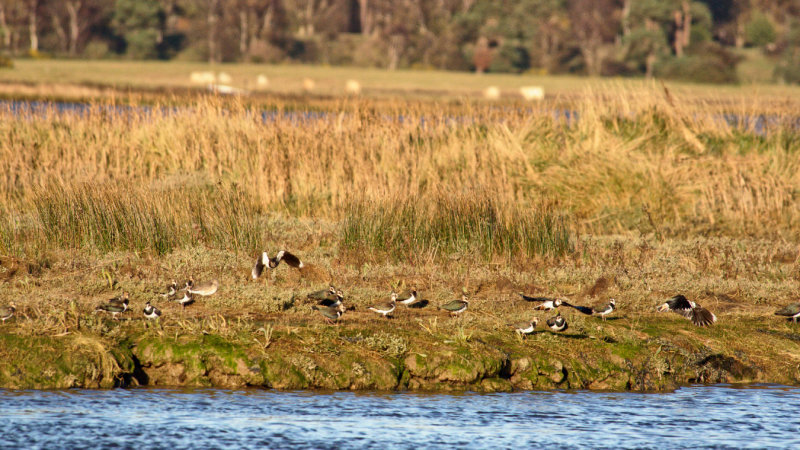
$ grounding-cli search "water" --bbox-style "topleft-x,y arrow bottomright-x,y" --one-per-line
1,385 -> 798,449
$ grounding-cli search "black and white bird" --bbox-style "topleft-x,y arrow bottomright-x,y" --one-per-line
170,289 -> 194,310
252,250 -> 304,279
440,294 -> 469,316
774,302 -> 800,323
547,314 -> 568,332
518,294 -> 562,311
107,292 -> 130,312
95,297 -> 129,320
318,290 -> 344,308
509,318 -> 539,336
185,277 -> 218,296
307,285 -> 337,301
160,280 -> 178,298
368,292 -> 397,318
312,304 -> 345,323
657,295 -> 716,327
396,289 -> 419,306
0,303 -> 15,323
143,302 -> 162,320
563,298 -> 616,321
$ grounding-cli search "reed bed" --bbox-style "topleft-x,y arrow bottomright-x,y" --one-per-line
342,190 -> 572,260
1,83 -> 799,260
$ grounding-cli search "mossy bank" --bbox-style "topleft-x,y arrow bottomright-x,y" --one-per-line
1,309 -> 797,392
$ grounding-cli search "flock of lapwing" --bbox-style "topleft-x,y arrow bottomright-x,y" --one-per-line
1,248 -> 799,333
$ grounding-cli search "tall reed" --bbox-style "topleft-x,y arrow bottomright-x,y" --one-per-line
341,189 -> 573,260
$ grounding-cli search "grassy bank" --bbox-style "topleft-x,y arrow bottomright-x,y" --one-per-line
0,81 -> 799,391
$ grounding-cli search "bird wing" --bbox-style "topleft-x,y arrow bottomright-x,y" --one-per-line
562,302 -> 593,315
277,250 -> 304,268
690,307 -> 716,327
519,294 -> 554,303
252,253 -> 266,279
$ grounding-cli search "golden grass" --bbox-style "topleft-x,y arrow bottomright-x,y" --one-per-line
0,79 -> 799,388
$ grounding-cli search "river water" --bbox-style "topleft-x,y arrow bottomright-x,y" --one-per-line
1,384 -> 798,449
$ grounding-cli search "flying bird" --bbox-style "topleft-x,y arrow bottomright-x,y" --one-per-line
252,250 -> 304,279
657,295 -> 716,327
563,298 -> 616,321
518,294 -> 562,311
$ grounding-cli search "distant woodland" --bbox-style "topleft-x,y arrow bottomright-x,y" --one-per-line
1,0 -> 799,83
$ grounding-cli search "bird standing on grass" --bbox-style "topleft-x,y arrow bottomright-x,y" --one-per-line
368,292 -> 397,318
312,304 -> 345,324
160,280 -> 178,298
547,314 -> 568,332
185,277 -> 219,296
308,285 -> 337,302
657,295 -> 716,327
107,292 -> 130,312
774,302 -> 800,323
396,289 -> 419,306
509,318 -> 539,336
143,301 -> 162,321
252,250 -> 304,279
0,303 -> 15,323
95,296 -> 129,320
440,294 -> 469,316
318,290 -> 344,308
170,289 -> 194,310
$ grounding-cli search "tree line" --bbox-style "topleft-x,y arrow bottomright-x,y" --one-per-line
1,0 -> 799,83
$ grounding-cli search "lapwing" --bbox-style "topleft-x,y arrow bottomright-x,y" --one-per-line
185,277 -> 218,296
318,289 -> 344,308
440,294 -> 469,316
312,303 -> 345,324
396,289 -> 419,306
252,250 -> 304,279
307,285 -> 337,302
547,313 -> 568,332
518,294 -> 562,311
563,298 -> 616,321
160,280 -> 178,298
95,298 -> 129,320
509,318 -> 539,336
171,289 -> 194,310
107,292 -> 130,312
0,303 -> 15,323
143,302 -> 162,320
774,302 -> 800,323
368,292 -> 397,318
657,295 -> 716,327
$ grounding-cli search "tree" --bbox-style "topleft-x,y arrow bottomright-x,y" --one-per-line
745,12 -> 776,47
113,0 -> 164,59
47,0 -> 112,56
568,0 -> 620,76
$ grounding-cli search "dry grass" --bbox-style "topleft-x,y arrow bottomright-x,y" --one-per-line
1,80 -> 800,386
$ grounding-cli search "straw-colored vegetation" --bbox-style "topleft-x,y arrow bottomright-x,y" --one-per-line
1,78 -> 799,390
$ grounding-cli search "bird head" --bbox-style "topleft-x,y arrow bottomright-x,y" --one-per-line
532,317 -> 539,326
609,298 -> 616,306
554,298 -> 562,307
656,303 -> 669,313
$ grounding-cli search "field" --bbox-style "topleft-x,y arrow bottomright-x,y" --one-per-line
0,60 -> 799,390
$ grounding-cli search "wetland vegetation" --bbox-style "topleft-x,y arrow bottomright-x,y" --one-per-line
0,63 -> 799,391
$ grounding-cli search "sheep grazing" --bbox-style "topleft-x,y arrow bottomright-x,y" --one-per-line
520,86 -> 545,101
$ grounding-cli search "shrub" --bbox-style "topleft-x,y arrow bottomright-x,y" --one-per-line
746,13 -> 777,48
